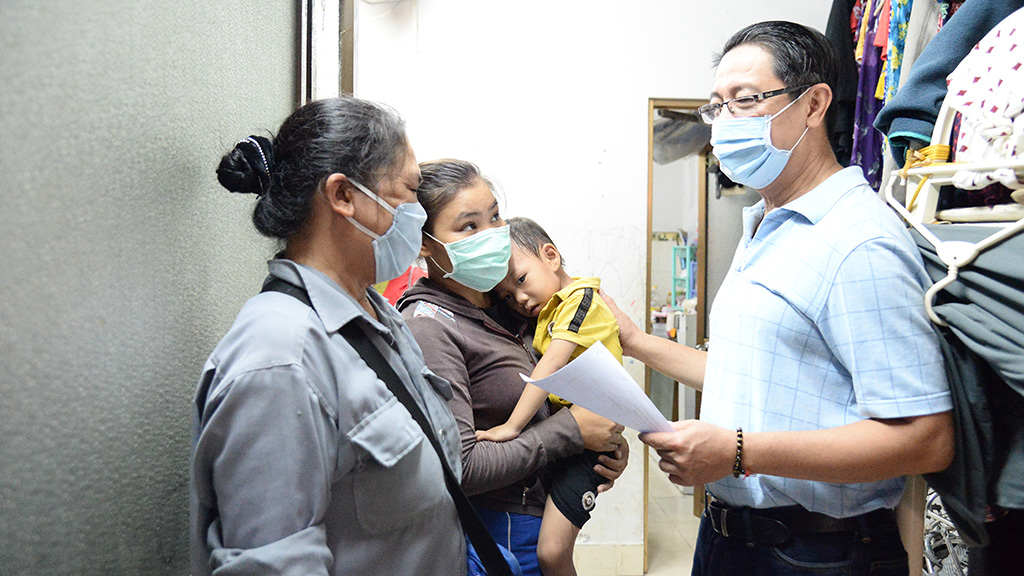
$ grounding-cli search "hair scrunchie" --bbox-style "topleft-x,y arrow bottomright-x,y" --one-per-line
216,135 -> 275,196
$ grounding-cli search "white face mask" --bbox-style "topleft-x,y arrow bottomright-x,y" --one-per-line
346,180 -> 428,283
710,89 -> 810,189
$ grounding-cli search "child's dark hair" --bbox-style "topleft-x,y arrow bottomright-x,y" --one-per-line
507,217 -> 565,268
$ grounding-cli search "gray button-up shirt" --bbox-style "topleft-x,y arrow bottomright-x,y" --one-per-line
191,259 -> 463,576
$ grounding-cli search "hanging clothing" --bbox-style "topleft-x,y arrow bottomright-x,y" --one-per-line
876,0 -> 941,203
939,112 -> 1019,210
944,8 -> 1024,172
852,0 -> 886,188
939,0 -> 966,26
913,224 -> 1024,548
874,0 -> 891,59
852,0 -> 865,39
873,0 -> 891,101
901,0 -> 942,75
382,265 -> 428,305
932,8 -> 1024,211
854,0 -> 875,62
874,0 -> 1024,167
883,0 -> 914,104
826,0 -> 863,165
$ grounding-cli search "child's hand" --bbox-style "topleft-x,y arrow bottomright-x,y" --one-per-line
475,423 -> 521,443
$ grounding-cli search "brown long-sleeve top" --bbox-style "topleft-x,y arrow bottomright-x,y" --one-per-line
398,278 -> 585,517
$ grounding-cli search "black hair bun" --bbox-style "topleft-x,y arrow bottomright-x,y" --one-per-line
216,135 -> 275,195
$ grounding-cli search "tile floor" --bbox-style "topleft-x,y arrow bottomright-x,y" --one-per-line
645,451 -> 701,575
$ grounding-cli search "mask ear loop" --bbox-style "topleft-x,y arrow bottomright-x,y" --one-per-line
783,126 -> 811,154
768,86 -> 811,120
345,180 -> 396,241
346,214 -> 382,240
422,231 -> 456,277
768,88 -> 812,154
350,180 -> 397,215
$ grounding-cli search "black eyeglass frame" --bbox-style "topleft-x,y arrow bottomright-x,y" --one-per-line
697,84 -> 813,124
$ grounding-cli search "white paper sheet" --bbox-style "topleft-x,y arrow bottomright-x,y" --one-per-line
521,341 -> 674,433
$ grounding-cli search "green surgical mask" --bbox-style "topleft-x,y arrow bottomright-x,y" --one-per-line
424,225 -> 511,292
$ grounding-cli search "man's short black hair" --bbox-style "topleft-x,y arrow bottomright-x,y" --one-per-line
714,21 -> 839,131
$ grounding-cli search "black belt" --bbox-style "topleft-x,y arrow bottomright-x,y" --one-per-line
706,498 -> 896,546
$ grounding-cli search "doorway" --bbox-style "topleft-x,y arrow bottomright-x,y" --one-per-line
642,96 -> 762,572
643,97 -> 708,572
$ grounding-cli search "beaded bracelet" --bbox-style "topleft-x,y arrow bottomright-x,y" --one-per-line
732,427 -> 745,478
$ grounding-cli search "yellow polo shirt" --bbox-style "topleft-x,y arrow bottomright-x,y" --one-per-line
534,277 -> 624,407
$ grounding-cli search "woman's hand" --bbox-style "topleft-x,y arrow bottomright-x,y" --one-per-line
598,289 -> 643,358
595,442 -> 629,493
569,405 -> 624,452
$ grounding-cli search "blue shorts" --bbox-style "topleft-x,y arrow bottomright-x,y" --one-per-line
475,506 -> 543,576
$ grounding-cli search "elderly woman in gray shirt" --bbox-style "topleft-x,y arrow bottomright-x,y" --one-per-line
191,97 -> 462,575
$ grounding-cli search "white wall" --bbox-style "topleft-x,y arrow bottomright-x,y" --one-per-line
355,0 -> 828,316
353,0 -> 829,564
652,156 -> 700,239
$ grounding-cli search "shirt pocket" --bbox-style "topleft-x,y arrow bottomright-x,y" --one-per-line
419,366 -> 460,468
349,398 -> 449,535
420,366 -> 453,400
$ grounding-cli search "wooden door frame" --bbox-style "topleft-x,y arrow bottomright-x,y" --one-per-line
644,97 -> 708,572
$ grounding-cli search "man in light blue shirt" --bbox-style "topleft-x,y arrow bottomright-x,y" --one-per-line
607,21 -> 953,576
700,164 -> 952,520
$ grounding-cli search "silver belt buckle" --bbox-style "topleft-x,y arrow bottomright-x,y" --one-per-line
710,501 -> 732,538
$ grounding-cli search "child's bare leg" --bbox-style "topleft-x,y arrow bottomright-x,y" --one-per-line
537,496 -> 580,576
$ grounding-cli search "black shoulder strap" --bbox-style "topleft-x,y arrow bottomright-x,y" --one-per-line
261,279 -> 513,576
340,323 -> 514,576
262,277 -> 312,307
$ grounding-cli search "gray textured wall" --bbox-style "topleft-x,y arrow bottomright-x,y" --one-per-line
0,3 -> 298,574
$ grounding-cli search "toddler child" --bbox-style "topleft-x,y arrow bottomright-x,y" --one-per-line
477,217 -> 623,576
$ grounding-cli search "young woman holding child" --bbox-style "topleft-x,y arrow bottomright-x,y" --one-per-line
396,159 -> 628,576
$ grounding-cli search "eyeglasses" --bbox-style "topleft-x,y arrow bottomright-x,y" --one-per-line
697,84 -> 812,124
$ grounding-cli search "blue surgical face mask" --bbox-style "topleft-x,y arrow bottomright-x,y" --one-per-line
346,179 -> 428,284
710,89 -> 810,190
424,225 -> 511,293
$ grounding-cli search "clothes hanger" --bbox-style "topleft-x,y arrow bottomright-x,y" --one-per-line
884,101 -> 1024,326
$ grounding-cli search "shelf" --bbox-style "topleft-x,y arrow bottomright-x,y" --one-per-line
670,244 -> 697,307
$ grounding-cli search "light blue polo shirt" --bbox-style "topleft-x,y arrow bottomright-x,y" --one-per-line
702,167 -> 951,518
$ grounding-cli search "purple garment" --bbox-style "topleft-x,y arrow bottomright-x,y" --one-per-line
852,0 -> 885,189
